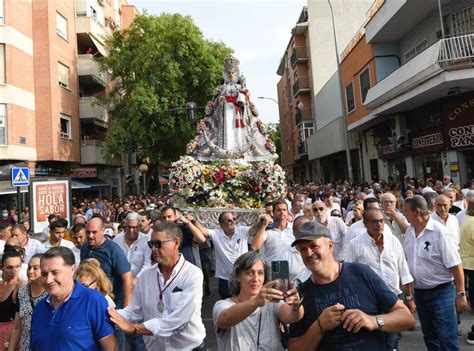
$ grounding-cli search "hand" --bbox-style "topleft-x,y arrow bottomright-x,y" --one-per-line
258,214 -> 271,227
341,309 -> 378,333
254,280 -> 284,307
405,300 -> 416,313
456,295 -> 468,314
108,307 -> 134,334
185,214 -> 195,223
284,285 -> 301,311
318,303 -> 345,332
383,207 -> 397,220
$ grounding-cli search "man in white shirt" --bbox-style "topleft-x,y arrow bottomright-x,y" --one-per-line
346,208 -> 414,350
431,194 -> 460,246
70,223 -> 86,265
380,192 -> 409,242
457,190 -> 474,225
114,212 -> 152,279
251,200 -> 306,282
312,200 -> 346,262
323,191 -> 341,213
38,214 -> 59,242
201,211 -> 251,299
139,210 -> 153,236
109,222 -> 206,351
11,224 -> 41,263
403,195 -> 467,350
36,219 -> 75,254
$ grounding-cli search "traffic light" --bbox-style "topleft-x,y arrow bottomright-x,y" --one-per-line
388,135 -> 409,152
186,102 -> 197,121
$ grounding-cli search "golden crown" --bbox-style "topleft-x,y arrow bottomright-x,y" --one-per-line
224,55 -> 240,72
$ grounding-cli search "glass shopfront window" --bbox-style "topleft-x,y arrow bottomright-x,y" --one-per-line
414,153 -> 443,181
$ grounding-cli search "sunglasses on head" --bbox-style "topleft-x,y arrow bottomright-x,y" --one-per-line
147,238 -> 175,249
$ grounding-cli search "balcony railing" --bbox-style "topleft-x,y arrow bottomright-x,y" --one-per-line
77,54 -> 107,88
297,141 -> 308,156
295,108 -> 312,125
81,139 -> 106,165
292,77 -> 311,97
438,33 -> 474,70
290,47 -> 308,67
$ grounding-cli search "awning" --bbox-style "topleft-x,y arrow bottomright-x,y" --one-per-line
0,181 -> 28,195
72,178 -> 112,190
89,34 -> 108,57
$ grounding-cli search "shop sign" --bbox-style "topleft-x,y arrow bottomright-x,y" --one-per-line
70,167 -> 97,178
443,93 -> 474,150
410,130 -> 444,152
30,178 -> 71,234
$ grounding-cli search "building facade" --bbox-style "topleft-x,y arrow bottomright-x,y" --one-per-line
0,0 -> 138,207
348,0 -> 474,185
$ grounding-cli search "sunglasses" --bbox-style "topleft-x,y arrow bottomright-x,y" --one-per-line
83,280 -> 96,288
147,238 -> 175,249
331,213 -> 342,217
312,207 -> 325,212
223,218 -> 236,224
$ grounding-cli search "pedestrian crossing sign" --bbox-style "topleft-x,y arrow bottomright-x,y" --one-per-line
11,167 -> 30,187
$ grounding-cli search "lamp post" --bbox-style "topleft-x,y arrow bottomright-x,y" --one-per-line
138,163 -> 148,194
257,96 -> 279,104
328,0 -> 354,183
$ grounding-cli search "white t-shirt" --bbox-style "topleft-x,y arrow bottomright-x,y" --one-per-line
36,239 -> 75,254
208,226 -> 250,280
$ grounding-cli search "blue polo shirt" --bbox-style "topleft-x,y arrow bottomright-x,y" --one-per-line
30,281 -> 115,351
81,239 -> 131,306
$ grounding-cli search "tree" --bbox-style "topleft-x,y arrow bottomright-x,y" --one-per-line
98,13 -> 232,165
267,123 -> 282,165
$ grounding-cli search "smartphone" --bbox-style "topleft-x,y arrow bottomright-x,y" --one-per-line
271,260 -> 290,296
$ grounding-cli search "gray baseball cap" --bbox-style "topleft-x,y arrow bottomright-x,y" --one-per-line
291,221 -> 332,247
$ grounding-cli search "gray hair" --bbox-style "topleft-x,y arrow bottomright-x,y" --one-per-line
467,196 -> 474,217
404,195 -> 430,216
153,222 -> 183,242
229,251 -> 269,296
423,191 -> 438,209
125,211 -> 141,223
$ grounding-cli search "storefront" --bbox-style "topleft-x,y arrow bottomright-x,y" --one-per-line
410,128 -> 445,181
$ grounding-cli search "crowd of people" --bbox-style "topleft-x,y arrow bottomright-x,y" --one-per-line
0,174 -> 473,350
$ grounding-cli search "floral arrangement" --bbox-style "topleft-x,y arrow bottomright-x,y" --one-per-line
169,156 -> 286,208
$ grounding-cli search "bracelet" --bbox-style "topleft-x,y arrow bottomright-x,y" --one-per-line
317,318 -> 325,334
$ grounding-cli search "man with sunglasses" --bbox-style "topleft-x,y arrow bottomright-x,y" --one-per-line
311,201 -> 346,262
109,222 -> 206,351
288,222 -> 415,351
345,208 -> 414,350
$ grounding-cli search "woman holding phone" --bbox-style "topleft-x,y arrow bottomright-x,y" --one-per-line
212,251 -> 303,351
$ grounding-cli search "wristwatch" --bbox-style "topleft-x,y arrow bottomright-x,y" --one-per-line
405,295 -> 414,301
375,316 -> 385,330
456,291 -> 466,297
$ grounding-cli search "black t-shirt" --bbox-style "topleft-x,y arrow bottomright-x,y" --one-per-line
289,262 -> 398,351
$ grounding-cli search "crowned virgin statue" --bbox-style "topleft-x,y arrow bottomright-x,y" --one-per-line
186,55 -> 277,162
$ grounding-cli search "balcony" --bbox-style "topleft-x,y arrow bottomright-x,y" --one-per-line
292,77 -> 311,97
290,47 -> 308,68
81,139 -> 106,165
77,54 -> 107,89
364,33 -> 474,114
75,12 -> 105,45
295,108 -> 312,125
79,97 -> 108,127
297,141 -> 308,157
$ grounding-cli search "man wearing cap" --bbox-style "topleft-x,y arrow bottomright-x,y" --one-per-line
288,222 -> 415,350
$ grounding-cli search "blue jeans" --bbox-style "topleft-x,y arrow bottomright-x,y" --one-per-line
218,278 -> 231,299
384,331 -> 398,350
115,298 -> 146,351
415,282 -> 460,351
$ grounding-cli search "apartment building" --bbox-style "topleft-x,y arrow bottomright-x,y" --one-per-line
277,0 -> 373,184
0,0 -> 138,206
348,0 -> 474,185
277,7 -> 313,183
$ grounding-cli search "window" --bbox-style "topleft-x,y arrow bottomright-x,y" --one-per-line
345,82 -> 355,113
60,114 -> 71,139
58,62 -> 69,89
404,39 -> 428,62
0,104 -> 6,145
450,6 -> 474,35
359,67 -> 371,103
56,12 -> 68,39
0,44 -> 4,84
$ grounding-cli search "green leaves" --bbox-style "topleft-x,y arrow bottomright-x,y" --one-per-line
99,13 -> 232,165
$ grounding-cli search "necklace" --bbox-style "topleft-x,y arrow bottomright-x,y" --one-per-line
156,259 -> 186,312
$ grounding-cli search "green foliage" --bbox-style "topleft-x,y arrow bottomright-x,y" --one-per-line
98,13 -> 232,164
267,123 -> 282,165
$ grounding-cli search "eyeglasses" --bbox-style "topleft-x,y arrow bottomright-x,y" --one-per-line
312,207 -> 325,212
223,218 -> 236,224
83,280 -> 96,288
147,238 -> 175,249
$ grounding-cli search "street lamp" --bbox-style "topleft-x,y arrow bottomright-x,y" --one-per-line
138,163 -> 148,194
257,96 -> 279,104
328,0 -> 354,183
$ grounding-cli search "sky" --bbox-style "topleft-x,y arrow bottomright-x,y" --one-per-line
128,0 -> 307,123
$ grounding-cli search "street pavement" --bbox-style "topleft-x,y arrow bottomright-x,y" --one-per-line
201,277 -> 474,350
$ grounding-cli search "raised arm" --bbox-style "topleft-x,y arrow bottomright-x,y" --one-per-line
250,215 -> 271,251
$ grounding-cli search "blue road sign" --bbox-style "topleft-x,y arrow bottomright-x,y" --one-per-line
11,167 -> 30,187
